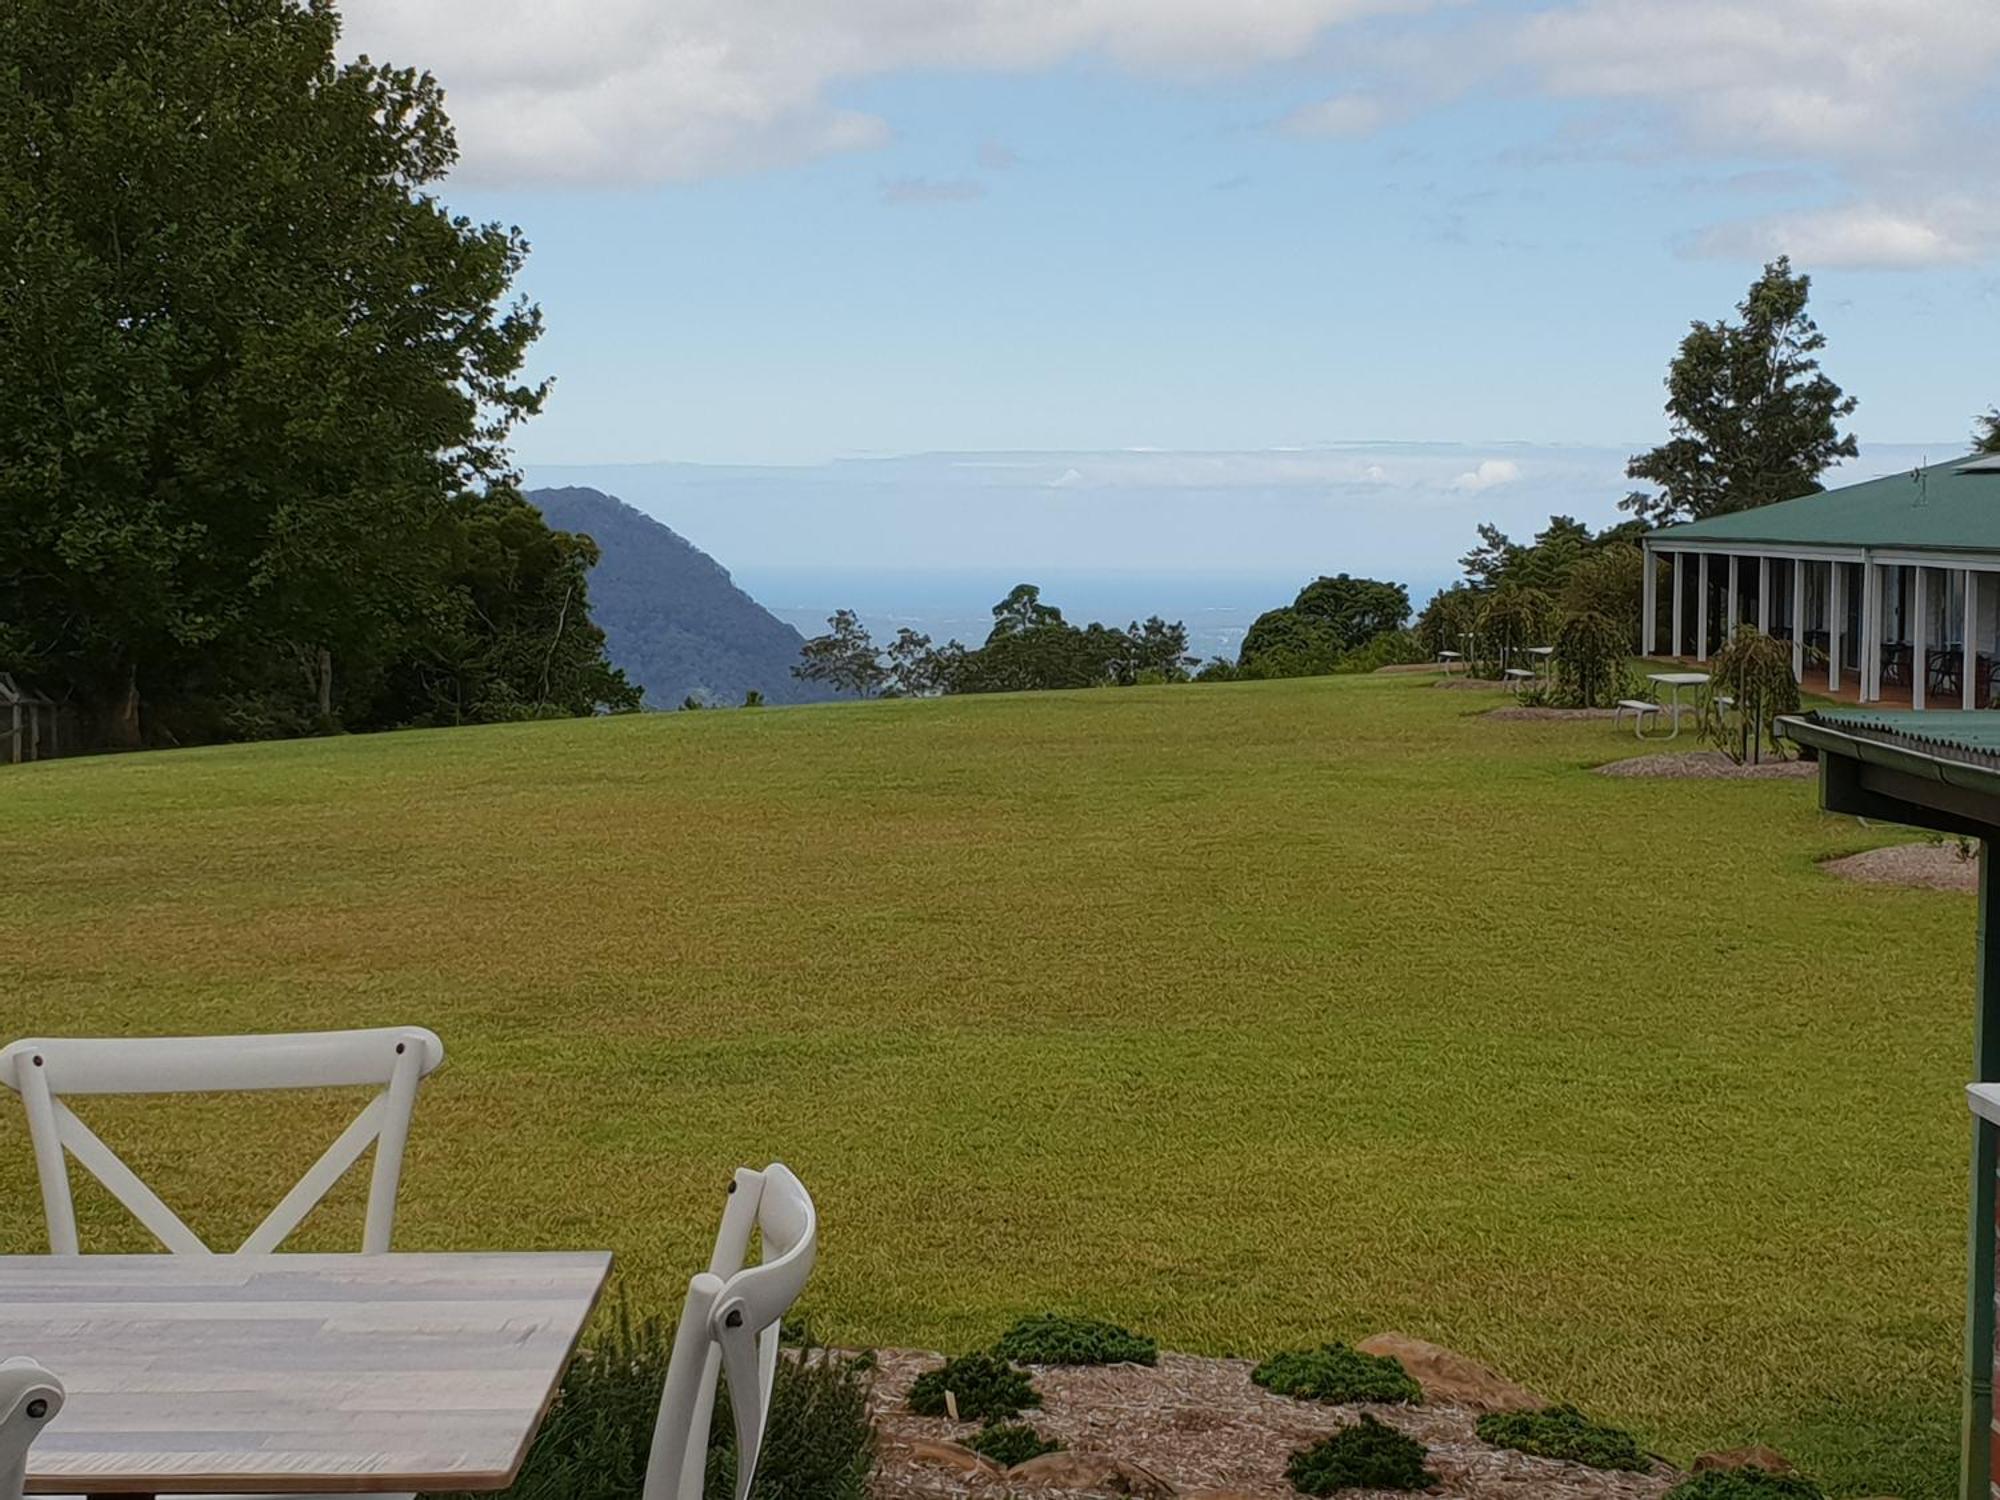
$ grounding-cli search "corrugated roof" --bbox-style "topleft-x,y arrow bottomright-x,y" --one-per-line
1803,708 -> 2000,762
1652,455 -> 2000,551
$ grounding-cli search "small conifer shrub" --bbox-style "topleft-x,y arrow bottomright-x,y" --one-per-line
964,1423 -> 1062,1467
907,1352 -> 1040,1423
1286,1414 -> 1435,1494
1475,1405 -> 1648,1471
991,1314 -> 1158,1367
1252,1343 -> 1421,1405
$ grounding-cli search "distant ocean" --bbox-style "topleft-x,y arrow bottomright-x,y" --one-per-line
736,567 -> 1462,665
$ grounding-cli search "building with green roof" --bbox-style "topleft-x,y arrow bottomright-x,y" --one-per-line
1643,454 -> 2000,708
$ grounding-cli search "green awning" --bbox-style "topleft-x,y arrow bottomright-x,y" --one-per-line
1651,455 -> 2000,552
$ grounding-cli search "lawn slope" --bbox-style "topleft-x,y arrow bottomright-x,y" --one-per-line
0,676 -> 1969,1496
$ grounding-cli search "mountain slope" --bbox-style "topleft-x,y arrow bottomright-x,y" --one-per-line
527,486 -> 836,708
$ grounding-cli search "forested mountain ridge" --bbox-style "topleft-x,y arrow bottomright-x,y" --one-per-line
527,487 -> 837,708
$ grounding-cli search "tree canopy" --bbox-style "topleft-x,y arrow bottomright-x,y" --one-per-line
796,588 -> 1196,698
0,0 -> 633,746
1621,256 -> 1857,526
1238,574 -> 1411,678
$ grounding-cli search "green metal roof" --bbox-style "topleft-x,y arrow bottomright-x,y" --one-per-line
1652,455 -> 2000,552
1799,709 -> 2000,762
1780,709 -> 2000,817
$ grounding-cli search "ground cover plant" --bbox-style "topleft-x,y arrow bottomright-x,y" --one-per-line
1286,1414 -> 1435,1493
427,1303 -> 875,1500
963,1423 -> 1062,1466
0,672 -> 1968,1496
991,1313 -> 1158,1366
1475,1404 -> 1648,1471
1252,1343 -> 1422,1405
907,1352 -> 1040,1422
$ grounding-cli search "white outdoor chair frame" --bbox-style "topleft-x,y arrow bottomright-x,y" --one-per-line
0,1027 -> 444,1256
646,1162 -> 818,1500
0,1360 -> 63,1500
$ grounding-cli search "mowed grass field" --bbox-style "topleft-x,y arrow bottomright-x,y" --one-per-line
0,673 -> 1974,1495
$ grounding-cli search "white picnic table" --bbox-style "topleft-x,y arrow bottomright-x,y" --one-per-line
3,1251 -> 611,1496
1645,671 -> 1710,740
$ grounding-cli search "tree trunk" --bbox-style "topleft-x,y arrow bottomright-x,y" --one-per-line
106,666 -> 142,750
316,648 -> 333,724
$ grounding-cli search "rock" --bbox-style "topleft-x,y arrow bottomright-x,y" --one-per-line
903,1438 -> 1005,1476
1692,1445 -> 1793,1473
1354,1332 -> 1543,1413
1005,1451 -> 1177,1496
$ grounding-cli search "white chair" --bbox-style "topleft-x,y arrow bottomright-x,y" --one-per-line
645,1163 -> 818,1500
0,1361 -> 63,1500
0,1027 -> 444,1254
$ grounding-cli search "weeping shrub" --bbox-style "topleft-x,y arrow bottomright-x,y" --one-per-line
1474,587 -> 1556,677
1416,585 -> 1482,661
1549,611 -> 1630,709
1699,627 -> 1801,765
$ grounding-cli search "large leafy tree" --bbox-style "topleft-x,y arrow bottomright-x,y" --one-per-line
1238,573 -> 1409,678
1621,256 -> 1857,526
794,610 -> 887,697
0,0 -> 619,743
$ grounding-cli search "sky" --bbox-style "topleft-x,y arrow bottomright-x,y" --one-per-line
340,0 -> 1998,592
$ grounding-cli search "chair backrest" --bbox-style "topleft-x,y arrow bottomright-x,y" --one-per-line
643,1163 -> 818,1500
0,1028 -> 444,1256
0,1359 -> 63,1500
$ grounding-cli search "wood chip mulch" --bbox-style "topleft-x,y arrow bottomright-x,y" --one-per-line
1822,841 -> 1979,892
1594,751 -> 1815,780
867,1348 -> 1683,1500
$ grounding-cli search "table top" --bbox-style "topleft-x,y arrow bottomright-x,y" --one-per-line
1648,671 -> 1711,686
2,1251 -> 613,1494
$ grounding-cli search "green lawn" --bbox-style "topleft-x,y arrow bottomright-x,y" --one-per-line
0,674 -> 1973,1496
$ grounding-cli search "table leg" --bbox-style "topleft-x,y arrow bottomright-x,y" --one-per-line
1666,687 -> 1681,740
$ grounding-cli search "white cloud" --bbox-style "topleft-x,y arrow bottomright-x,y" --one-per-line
1491,0 -> 2000,267
338,0 -> 1414,186
1687,203 -> 1989,270
1449,458 -> 1520,493
1280,93 -> 1386,139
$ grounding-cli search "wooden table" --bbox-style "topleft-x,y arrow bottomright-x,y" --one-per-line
1,1252 -> 613,1495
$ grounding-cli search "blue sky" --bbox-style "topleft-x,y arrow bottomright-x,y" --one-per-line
345,0 -> 1996,585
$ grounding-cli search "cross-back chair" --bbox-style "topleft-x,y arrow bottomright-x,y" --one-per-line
645,1162 -> 818,1500
0,1028 -> 444,1256
0,1360 -> 63,1500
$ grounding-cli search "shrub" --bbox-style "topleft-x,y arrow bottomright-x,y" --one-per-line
907,1352 -> 1040,1423
964,1423 -> 1061,1466
435,1301 -> 876,1500
1251,1343 -> 1421,1405
1416,584 -> 1482,660
991,1313 -> 1157,1367
1474,586 -> 1557,677
1286,1414 -> 1436,1494
1338,629 -> 1427,674
1560,543 -> 1647,643
1699,627 -> 1800,765
1474,1405 -> 1648,1471
1549,611 -> 1629,709
1663,1469 -> 1824,1500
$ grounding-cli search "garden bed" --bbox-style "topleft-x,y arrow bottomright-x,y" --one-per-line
1822,842 -> 1978,893
1596,752 -> 1815,781
869,1347 -> 1680,1499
